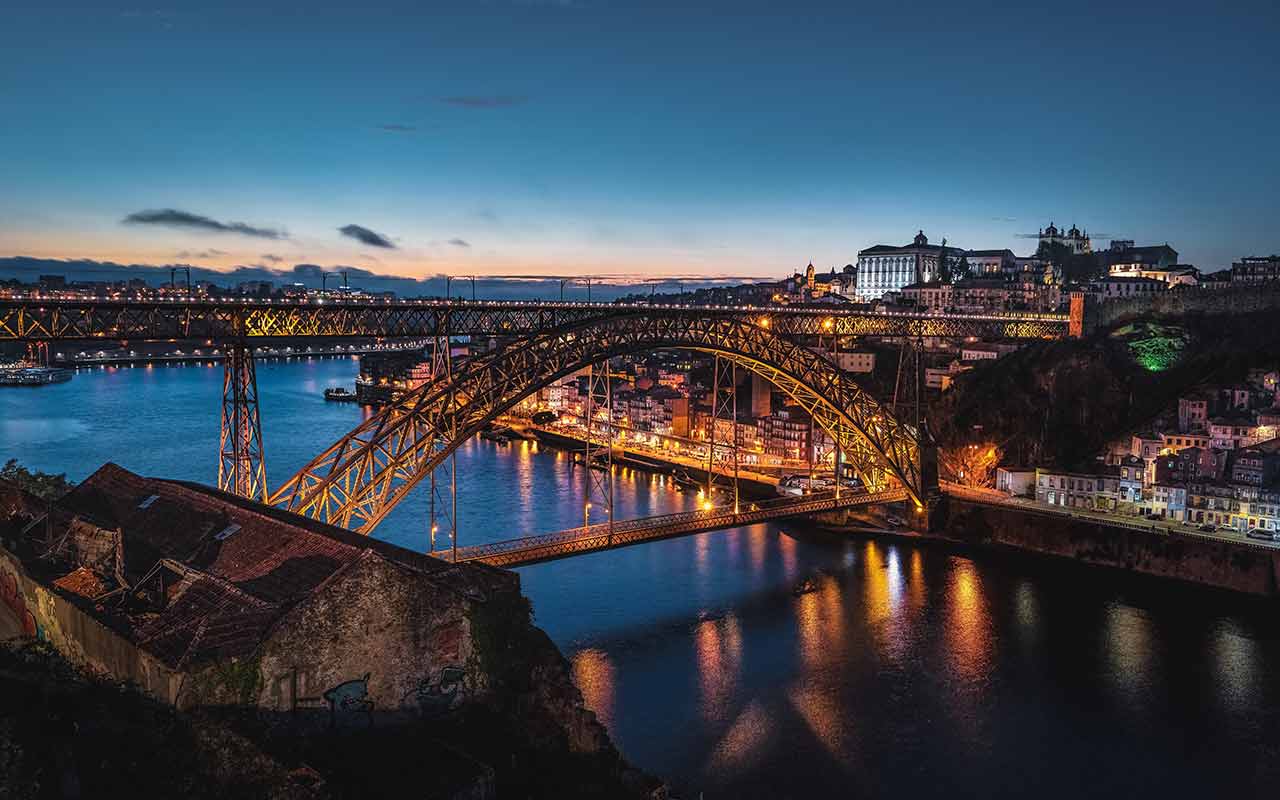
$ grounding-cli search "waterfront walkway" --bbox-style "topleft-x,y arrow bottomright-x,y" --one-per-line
446,487 -> 909,567
942,481 -> 1280,551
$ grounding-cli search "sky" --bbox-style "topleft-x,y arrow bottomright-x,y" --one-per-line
1,0 -> 1277,282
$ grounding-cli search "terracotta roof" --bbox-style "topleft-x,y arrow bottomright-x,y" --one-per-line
52,566 -> 107,599
15,463 -> 518,669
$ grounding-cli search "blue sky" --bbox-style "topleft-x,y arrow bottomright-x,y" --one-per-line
1,0 -> 1276,278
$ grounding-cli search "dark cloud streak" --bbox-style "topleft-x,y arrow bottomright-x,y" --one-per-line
338,224 -> 397,249
448,238 -> 471,248
123,208 -> 286,239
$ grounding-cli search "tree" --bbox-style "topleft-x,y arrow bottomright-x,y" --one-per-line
0,459 -> 74,501
937,242 -> 953,284
938,443 -> 1003,489
1037,240 -> 1102,284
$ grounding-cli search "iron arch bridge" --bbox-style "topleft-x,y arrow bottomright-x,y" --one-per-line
269,309 -> 938,533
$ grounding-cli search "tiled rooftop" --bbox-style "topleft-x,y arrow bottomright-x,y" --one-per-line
4,463 -> 517,669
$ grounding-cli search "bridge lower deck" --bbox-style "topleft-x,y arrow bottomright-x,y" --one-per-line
445,488 -> 909,567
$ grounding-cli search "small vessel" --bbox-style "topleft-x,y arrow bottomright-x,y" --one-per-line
671,468 -> 700,490
0,363 -> 73,386
324,386 -> 357,401
792,577 -> 820,596
480,426 -> 515,443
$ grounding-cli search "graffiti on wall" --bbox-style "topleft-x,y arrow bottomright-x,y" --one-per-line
402,665 -> 467,718
0,568 -> 43,640
322,672 -> 374,728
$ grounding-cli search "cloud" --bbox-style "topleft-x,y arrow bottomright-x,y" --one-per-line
440,95 -> 527,108
447,238 -> 471,248
259,253 -> 284,263
990,216 -> 1017,223
175,248 -> 227,259
123,208 -> 286,239
377,123 -> 417,133
338,224 -> 396,249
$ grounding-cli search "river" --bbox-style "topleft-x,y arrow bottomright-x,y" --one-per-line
3,358 -> 1278,798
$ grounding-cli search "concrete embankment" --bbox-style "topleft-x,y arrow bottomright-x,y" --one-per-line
817,497 -> 1280,597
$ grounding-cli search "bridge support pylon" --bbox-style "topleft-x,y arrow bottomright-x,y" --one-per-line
218,341 -> 268,502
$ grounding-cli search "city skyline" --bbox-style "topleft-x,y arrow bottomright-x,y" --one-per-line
4,1 -> 1278,278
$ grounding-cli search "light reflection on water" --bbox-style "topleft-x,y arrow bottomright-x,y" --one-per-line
571,648 -> 615,729
6,358 -> 1280,798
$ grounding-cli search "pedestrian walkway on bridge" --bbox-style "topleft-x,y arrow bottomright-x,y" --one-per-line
447,487 -> 911,567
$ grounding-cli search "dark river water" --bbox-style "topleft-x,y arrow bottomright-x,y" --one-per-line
3,359 -> 1278,798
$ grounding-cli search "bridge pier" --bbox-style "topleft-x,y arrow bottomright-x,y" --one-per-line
218,341 -> 268,501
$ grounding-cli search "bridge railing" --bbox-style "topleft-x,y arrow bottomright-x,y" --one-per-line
447,487 -> 909,563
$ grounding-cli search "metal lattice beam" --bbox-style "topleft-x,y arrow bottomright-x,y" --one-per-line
218,342 -> 268,501
0,298 -> 1072,342
269,310 -> 934,533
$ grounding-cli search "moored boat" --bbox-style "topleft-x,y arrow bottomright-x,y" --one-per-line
0,363 -> 73,386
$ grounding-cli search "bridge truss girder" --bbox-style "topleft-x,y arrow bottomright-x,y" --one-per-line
269,311 -> 933,534
0,299 -> 1071,342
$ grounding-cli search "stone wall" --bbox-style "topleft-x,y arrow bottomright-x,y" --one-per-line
237,550 -> 492,720
938,498 -> 1280,596
0,546 -> 182,699
1093,283 -> 1280,329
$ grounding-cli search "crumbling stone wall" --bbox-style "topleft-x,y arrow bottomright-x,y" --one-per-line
0,547 -> 181,700
240,552 -> 505,721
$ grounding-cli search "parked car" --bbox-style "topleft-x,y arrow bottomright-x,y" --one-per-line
1197,523 -> 1218,532
1246,529 -> 1277,542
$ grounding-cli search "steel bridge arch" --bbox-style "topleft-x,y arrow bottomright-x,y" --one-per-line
269,310 -> 935,533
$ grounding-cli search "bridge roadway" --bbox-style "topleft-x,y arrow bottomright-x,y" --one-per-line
0,297 -> 1072,342
446,487 -> 910,567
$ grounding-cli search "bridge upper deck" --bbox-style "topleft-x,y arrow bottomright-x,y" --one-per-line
0,296 -> 1071,341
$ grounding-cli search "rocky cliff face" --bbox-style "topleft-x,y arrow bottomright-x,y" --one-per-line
463,579 -> 666,797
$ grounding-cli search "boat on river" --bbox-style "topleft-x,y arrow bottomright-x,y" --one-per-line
0,363 -> 73,386
323,386 -> 357,401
